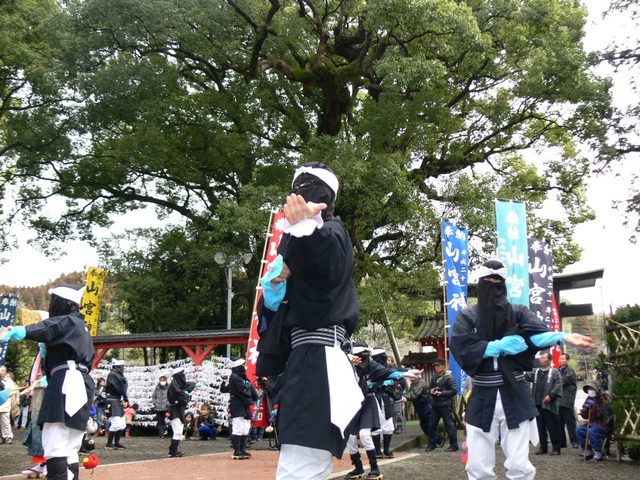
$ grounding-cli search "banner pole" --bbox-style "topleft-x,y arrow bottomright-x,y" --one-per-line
441,226 -> 449,369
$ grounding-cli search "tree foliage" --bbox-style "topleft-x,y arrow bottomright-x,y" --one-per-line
601,0 -> 640,237
0,1 -> 617,333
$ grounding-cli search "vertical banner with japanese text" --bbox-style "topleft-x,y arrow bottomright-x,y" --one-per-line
82,267 -> 108,336
442,222 -> 469,394
0,295 -> 18,365
527,238 -> 554,329
495,201 -> 530,306
528,238 -> 560,363
246,211 -> 284,427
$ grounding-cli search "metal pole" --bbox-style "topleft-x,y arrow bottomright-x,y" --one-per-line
226,266 -> 233,358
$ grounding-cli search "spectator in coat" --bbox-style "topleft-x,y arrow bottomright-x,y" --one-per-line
152,376 -> 170,439
0,366 -> 16,444
402,375 -> 444,449
197,402 -> 220,441
426,358 -> 459,452
575,381 -> 609,461
529,351 -> 563,455
558,353 -> 579,448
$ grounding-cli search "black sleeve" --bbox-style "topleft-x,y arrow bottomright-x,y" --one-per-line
450,308 -> 490,377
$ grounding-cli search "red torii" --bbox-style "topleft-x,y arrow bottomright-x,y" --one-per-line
91,328 -> 250,368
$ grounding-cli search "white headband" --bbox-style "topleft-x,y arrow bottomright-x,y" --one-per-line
292,166 -> 339,196
48,286 -> 85,306
477,264 -> 507,280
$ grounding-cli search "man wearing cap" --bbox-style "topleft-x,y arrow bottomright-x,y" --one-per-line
167,366 -> 198,458
425,358 -> 459,452
220,358 -> 258,459
259,162 -> 363,479
450,259 -> 594,480
1,284 -> 95,480
105,358 -> 128,450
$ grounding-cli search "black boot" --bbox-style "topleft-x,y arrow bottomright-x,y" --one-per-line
114,430 -> 126,449
105,431 -> 115,449
240,435 -> 252,459
372,434 -> 383,458
68,462 -> 79,480
231,435 -> 244,459
168,438 -> 184,457
345,452 -> 365,479
383,433 -> 394,458
365,450 -> 381,479
45,457 -> 68,480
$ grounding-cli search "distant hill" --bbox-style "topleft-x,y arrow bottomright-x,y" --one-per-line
0,271 -> 86,310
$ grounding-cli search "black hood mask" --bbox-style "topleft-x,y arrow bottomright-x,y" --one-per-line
48,284 -> 84,317
477,260 -> 512,340
290,162 -> 338,220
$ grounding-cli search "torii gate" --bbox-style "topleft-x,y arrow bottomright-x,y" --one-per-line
91,328 -> 250,368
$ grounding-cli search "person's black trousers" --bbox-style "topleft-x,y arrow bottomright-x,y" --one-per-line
536,406 -> 563,453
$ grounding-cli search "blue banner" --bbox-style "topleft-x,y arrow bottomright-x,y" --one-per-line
0,295 -> 18,365
495,201 -> 529,306
442,221 -> 469,394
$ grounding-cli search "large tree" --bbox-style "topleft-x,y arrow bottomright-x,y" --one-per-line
0,1 -> 615,332
601,0 -> 640,238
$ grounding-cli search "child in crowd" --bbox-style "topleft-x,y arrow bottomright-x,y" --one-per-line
197,403 -> 220,441
123,401 -> 138,438
184,412 -> 198,440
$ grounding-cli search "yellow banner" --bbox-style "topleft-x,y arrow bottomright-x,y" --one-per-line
82,266 -> 108,336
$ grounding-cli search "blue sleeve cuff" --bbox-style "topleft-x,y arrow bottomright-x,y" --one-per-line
530,332 -> 565,348
260,255 -> 286,310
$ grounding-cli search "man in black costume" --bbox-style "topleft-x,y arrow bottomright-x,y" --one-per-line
259,162 -> 363,479
2,284 -> 95,480
450,260 -> 594,480
167,366 -> 198,458
105,358 -> 128,450
220,358 -> 258,459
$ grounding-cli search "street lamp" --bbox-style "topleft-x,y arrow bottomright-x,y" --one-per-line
214,252 -> 253,357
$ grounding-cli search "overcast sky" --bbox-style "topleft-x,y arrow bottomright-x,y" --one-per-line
1,1 -> 638,314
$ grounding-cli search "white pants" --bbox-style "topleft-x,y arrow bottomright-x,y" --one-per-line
109,415 -> 126,432
465,391 -> 536,480
231,417 -> 251,436
346,431 -> 375,454
41,422 -> 84,463
276,444 -> 333,480
170,418 -> 183,441
0,412 -> 12,440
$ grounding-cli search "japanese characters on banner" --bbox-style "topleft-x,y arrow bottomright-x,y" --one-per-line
0,295 -> 18,365
82,267 -> 108,336
441,222 -> 469,394
246,211 -> 284,427
528,238 -> 561,363
495,201 -> 530,306
527,238 -> 554,329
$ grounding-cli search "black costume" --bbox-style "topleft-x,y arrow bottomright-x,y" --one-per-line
167,368 -> 196,457
221,361 -> 258,458
451,303 -> 548,432
23,285 -> 94,480
451,260 -> 556,480
105,360 -> 128,449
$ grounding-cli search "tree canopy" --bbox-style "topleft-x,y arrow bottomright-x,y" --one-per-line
0,1 -> 619,333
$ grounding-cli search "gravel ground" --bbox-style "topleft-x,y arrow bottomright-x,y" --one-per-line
0,428 -> 637,479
